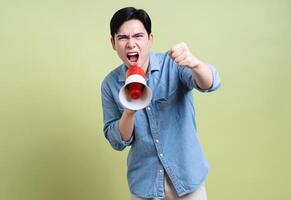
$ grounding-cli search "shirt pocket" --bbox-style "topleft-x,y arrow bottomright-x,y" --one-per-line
155,90 -> 181,113
155,89 -> 183,132
153,78 -> 179,102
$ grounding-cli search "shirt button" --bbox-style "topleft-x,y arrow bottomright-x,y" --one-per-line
147,107 -> 151,110
159,170 -> 163,173
155,139 -> 159,143
160,153 -> 163,157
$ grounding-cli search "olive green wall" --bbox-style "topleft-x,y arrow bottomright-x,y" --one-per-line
1,0 -> 290,199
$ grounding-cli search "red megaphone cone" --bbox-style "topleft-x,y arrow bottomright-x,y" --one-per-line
126,66 -> 146,99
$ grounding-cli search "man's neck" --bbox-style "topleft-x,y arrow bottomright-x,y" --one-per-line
142,58 -> 150,75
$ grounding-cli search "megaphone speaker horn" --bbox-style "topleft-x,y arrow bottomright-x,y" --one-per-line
119,66 -> 152,110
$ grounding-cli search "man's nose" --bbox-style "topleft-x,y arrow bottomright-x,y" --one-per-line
126,38 -> 136,48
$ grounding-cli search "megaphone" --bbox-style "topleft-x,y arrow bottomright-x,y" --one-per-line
119,66 -> 152,110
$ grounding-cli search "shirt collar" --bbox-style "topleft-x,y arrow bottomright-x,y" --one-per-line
118,52 -> 161,82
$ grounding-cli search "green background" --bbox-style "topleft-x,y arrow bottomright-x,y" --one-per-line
1,0 -> 290,199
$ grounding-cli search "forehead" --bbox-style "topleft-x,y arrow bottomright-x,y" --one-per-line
117,19 -> 147,35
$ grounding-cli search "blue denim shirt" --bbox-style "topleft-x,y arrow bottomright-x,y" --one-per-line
101,52 -> 221,198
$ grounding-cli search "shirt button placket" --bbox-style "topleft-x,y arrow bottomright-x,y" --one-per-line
146,104 -> 164,186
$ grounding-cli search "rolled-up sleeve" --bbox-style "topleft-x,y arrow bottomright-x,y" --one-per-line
195,64 -> 221,92
178,64 -> 221,92
101,79 -> 133,151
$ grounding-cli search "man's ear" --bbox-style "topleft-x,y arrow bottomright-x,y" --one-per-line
110,37 -> 116,50
149,33 -> 154,47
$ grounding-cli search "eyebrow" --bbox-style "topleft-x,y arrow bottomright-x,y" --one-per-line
116,32 -> 145,39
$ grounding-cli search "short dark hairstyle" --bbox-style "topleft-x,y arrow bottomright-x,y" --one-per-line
110,7 -> 152,39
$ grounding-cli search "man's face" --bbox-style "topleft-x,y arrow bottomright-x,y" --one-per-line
111,19 -> 153,70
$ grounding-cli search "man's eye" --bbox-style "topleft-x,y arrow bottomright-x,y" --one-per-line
134,35 -> 144,39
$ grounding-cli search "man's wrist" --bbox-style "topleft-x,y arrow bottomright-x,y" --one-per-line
190,60 -> 205,71
188,56 -> 202,69
124,108 -> 136,116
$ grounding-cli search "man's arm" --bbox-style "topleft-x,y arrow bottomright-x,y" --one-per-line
168,42 -> 213,90
101,80 -> 134,150
118,109 -> 136,141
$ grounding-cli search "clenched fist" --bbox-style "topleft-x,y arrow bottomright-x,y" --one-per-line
168,42 -> 202,69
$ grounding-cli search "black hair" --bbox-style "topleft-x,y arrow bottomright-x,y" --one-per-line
110,7 -> 152,39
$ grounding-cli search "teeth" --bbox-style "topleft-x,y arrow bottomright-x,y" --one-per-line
127,52 -> 138,56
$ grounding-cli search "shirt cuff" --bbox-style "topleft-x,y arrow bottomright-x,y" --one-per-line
194,64 -> 221,93
115,121 -> 133,146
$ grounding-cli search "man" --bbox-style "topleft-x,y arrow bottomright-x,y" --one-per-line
101,7 -> 221,200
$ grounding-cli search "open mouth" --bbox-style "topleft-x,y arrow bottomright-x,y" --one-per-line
127,52 -> 139,64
